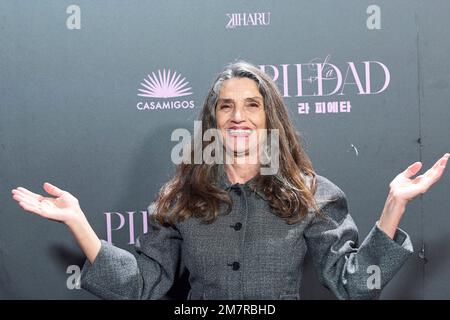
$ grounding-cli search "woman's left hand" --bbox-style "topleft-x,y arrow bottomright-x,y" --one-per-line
379,153 -> 449,238
389,153 -> 450,205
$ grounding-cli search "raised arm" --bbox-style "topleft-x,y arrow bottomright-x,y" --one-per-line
12,185 -> 184,299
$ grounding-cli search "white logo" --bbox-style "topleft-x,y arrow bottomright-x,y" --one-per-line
226,12 -> 271,29
136,69 -> 195,111
138,69 -> 192,98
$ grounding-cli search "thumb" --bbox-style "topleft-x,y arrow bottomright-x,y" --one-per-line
43,182 -> 64,197
403,161 -> 422,178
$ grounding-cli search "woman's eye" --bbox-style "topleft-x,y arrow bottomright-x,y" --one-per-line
221,105 -> 230,109
249,103 -> 259,107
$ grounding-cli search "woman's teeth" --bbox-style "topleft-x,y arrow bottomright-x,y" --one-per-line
227,129 -> 253,136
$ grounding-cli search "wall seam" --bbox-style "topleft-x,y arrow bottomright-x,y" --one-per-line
414,4 -> 425,300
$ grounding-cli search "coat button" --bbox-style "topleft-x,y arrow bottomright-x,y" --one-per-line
228,262 -> 240,270
233,222 -> 242,231
230,184 -> 242,196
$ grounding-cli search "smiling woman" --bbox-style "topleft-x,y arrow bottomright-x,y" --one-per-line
11,60 -> 449,300
154,61 -> 321,226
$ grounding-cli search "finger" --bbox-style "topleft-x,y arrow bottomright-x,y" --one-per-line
14,187 -> 44,201
424,155 -> 449,178
403,161 -> 422,179
431,153 -> 449,169
439,154 -> 450,167
18,201 -> 42,215
420,160 -> 448,190
12,193 -> 41,207
12,189 -> 45,202
43,182 -> 64,197
15,195 -> 41,210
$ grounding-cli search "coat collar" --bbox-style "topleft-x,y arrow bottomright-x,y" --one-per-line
216,166 -> 313,202
217,166 -> 268,201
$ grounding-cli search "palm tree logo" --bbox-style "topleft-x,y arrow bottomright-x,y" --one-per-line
137,69 -> 193,98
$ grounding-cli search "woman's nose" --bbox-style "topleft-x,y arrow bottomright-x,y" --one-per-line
231,105 -> 244,121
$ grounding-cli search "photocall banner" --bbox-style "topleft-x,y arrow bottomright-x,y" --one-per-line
1,0 -> 449,299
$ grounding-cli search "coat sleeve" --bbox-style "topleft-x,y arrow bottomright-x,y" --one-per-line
303,177 -> 414,300
80,203 -> 183,300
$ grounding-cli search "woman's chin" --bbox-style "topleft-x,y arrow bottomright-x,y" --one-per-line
224,145 -> 260,161
225,142 -> 247,153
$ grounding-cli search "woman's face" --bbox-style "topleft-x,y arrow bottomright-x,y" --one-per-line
215,77 -> 267,159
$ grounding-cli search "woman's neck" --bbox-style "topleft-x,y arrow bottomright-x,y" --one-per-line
225,163 -> 260,184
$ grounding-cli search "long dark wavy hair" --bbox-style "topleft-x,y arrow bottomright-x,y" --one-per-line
154,60 -> 322,226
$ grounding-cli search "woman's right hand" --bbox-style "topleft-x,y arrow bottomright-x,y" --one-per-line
11,182 -> 84,225
12,182 -> 102,263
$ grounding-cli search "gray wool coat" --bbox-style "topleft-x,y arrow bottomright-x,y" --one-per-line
80,171 -> 414,300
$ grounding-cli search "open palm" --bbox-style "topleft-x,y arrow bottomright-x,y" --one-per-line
389,153 -> 450,203
12,182 -> 81,223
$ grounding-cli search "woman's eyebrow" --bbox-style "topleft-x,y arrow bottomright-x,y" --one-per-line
245,97 -> 263,102
217,98 -> 234,104
217,96 -> 263,103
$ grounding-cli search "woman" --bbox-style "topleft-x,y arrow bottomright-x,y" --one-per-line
11,61 -> 449,300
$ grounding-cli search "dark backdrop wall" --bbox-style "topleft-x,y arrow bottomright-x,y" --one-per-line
1,0 -> 449,299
